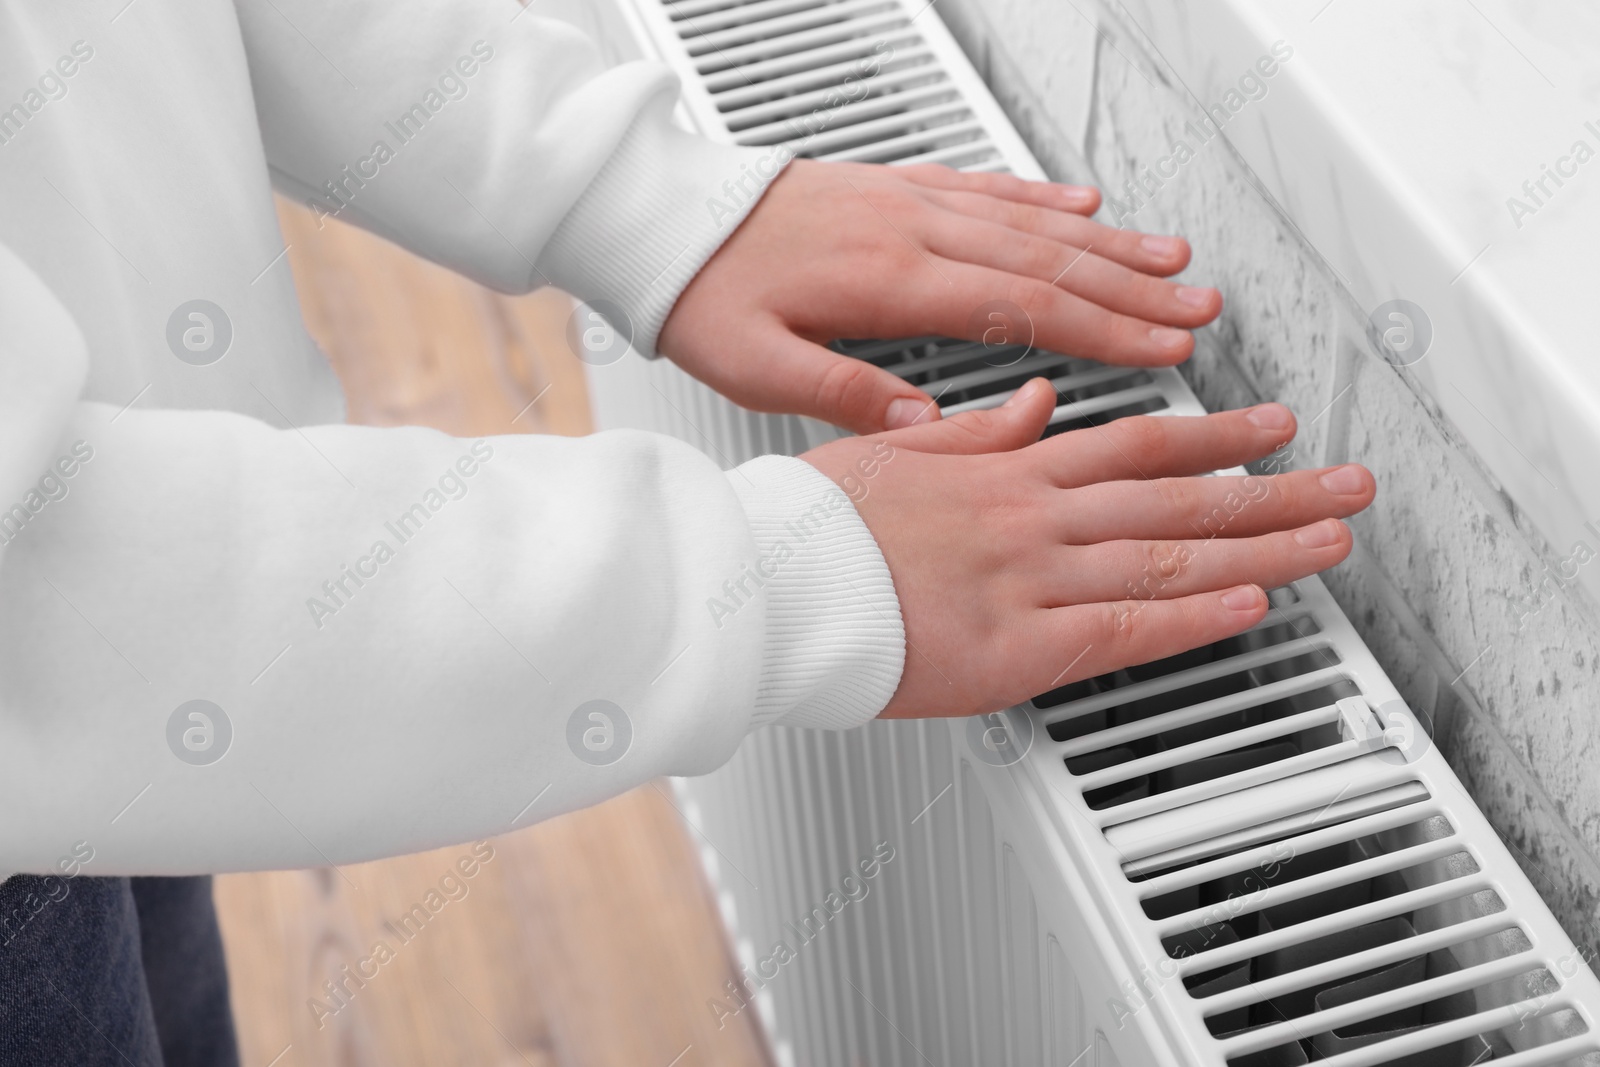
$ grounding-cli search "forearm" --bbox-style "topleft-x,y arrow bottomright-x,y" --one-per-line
1,403 -> 901,876
238,0 -> 780,354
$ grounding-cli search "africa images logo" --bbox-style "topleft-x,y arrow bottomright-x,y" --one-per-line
166,699 -> 232,766
966,707 -> 1034,767
567,699 -> 632,766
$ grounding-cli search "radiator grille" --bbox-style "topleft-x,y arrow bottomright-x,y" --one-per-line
673,0 -> 1001,168
591,0 -> 1600,1063
629,0 -> 1037,170
1037,575 -> 1600,1065
834,335 -> 1175,429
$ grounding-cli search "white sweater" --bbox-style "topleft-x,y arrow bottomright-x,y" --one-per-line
0,0 -> 904,877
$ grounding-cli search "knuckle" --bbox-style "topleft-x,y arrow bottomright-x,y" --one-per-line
816,358 -> 880,419
959,167 -> 998,193
988,172 -> 1024,198
1116,415 -> 1169,457
1102,598 -> 1140,647
874,183 -> 925,217
1139,271 -> 1180,304
1141,540 -> 1184,585
1004,199 -> 1044,232
1180,595 -> 1217,639
1013,279 -> 1059,322
865,237 -> 921,277
1151,477 -> 1191,517
947,408 -> 997,443
1251,471 -> 1286,507
1249,472 -> 1292,515
968,404 -> 1005,432
1294,470 -> 1324,505
1023,238 -> 1066,278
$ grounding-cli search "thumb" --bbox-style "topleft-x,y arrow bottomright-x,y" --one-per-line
871,377 -> 1055,455
761,332 -> 942,434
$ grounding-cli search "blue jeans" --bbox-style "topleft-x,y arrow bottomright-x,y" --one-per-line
0,874 -> 239,1067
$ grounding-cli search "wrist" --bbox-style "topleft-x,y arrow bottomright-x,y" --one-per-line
538,101 -> 788,358
726,455 -> 904,730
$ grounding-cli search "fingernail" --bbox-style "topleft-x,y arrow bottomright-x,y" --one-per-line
1150,326 -> 1190,350
1318,464 -> 1368,495
1293,519 -> 1342,548
1220,585 -> 1262,611
1061,185 -> 1097,204
1174,286 -> 1215,308
1141,234 -> 1184,256
1245,403 -> 1292,430
886,397 -> 934,428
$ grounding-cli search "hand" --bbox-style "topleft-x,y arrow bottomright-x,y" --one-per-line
801,383 -> 1375,718
659,160 -> 1223,435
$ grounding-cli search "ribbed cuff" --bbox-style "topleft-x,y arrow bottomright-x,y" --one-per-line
727,456 -> 906,731
538,98 -> 788,358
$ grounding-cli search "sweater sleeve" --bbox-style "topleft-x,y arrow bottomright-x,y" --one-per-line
234,0 -> 778,357
0,247 -> 903,878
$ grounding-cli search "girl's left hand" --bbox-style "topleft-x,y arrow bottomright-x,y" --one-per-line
658,159 -> 1223,435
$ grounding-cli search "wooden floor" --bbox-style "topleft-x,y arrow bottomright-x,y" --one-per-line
213,201 -> 771,1067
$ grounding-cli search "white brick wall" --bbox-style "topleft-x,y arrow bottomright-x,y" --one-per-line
932,0 -> 1600,955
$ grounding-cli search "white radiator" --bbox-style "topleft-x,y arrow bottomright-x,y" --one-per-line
582,0 -> 1600,1063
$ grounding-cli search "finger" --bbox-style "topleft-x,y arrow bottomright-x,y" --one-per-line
919,186 -> 1193,276
893,163 -> 1103,216
1046,520 -> 1352,605
866,377 -> 1055,455
1033,584 -> 1270,692
1037,407 -> 1296,487
1062,465 -> 1376,543
893,259 -> 1198,367
921,213 -> 1221,327
686,324 -> 943,434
